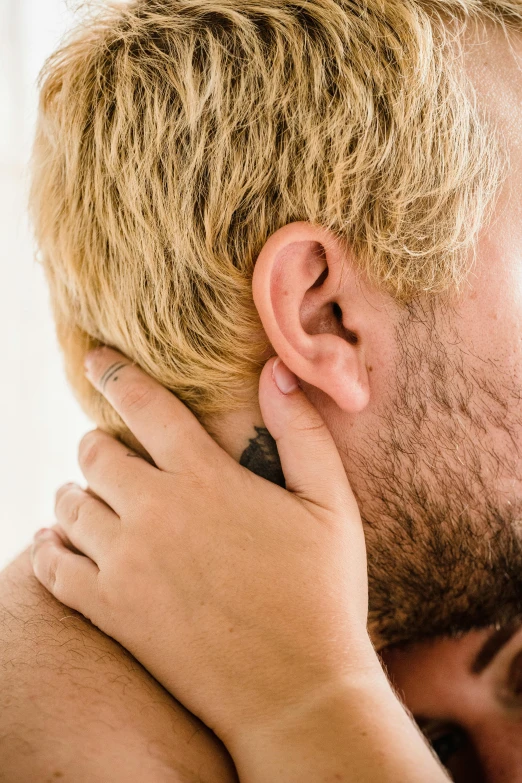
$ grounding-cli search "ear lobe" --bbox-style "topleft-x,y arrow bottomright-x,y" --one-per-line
252,222 -> 371,413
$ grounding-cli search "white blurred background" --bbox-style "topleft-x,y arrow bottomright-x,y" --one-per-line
0,0 -> 90,568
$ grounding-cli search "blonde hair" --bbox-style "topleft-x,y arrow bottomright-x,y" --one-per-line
31,0 -> 519,434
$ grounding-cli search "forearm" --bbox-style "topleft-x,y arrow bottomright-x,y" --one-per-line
231,674 -> 449,783
0,549 -> 238,783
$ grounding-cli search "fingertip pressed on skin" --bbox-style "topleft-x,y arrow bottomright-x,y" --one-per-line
31,528 -> 63,585
272,358 -> 299,395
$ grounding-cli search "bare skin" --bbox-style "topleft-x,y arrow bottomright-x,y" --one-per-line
29,349 -> 447,783
1,17 -> 522,782
0,551 -> 237,783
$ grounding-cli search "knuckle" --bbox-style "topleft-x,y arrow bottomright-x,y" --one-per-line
290,406 -> 327,436
36,549 -> 58,593
54,484 -> 73,517
55,488 -> 83,526
50,567 -> 67,603
117,382 -> 154,415
79,431 -> 102,469
308,424 -> 334,448
55,483 -> 73,507
32,540 -> 75,610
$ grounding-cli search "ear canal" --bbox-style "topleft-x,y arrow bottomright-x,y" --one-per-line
332,302 -> 343,321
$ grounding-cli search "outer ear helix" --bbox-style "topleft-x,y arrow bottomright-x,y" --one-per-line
252,222 -> 371,415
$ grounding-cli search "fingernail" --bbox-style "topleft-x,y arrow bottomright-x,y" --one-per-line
273,358 -> 299,394
34,528 -> 55,541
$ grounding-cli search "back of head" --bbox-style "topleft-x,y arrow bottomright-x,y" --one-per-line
31,0 -> 518,439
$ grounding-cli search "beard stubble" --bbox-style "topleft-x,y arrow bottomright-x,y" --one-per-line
349,301 -> 522,647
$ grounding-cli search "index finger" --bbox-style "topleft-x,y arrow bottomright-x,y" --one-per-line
85,346 -> 213,471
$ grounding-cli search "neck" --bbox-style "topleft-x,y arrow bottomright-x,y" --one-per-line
205,406 -> 286,488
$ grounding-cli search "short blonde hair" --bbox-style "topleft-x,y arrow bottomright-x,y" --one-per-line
31,0 -> 518,434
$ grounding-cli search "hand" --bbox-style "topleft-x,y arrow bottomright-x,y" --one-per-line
32,348 -> 377,752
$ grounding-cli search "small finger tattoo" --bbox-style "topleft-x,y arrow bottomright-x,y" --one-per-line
99,362 -> 129,392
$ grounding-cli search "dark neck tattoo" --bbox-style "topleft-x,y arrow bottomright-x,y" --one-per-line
239,427 -> 285,488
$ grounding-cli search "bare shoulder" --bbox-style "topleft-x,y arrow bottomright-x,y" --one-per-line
0,549 -> 237,783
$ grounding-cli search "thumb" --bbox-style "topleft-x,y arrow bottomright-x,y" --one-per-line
258,357 -> 359,515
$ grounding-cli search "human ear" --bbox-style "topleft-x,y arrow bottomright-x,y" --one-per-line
252,222 -> 371,413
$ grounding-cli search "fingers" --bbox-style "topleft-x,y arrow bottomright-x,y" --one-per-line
85,347 -> 217,472
55,483 -> 120,563
258,357 -> 359,517
31,528 -> 100,619
78,429 -> 157,515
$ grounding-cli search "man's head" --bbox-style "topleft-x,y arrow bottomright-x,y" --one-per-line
31,0 -> 522,646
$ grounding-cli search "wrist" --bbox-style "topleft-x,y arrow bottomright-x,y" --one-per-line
230,667 -> 448,783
